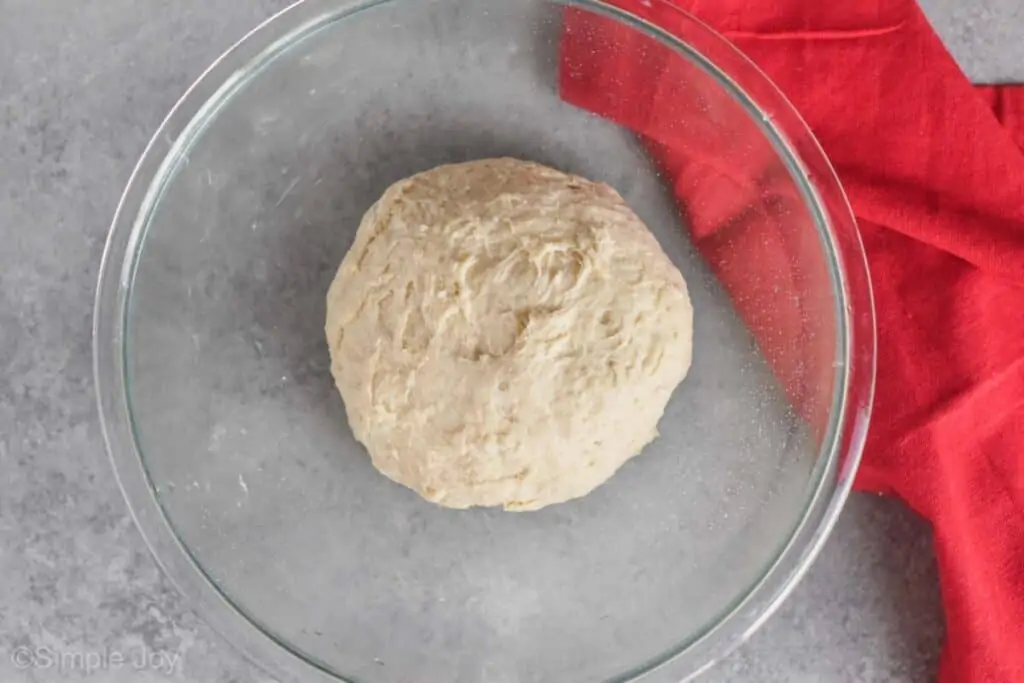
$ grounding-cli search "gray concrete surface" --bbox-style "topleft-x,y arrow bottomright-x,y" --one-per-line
919,0 -> 1024,83
0,0 -> 1016,681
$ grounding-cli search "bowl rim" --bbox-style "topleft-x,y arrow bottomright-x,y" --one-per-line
93,1 -> 876,681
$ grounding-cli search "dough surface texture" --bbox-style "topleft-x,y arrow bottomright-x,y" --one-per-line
325,158 -> 692,510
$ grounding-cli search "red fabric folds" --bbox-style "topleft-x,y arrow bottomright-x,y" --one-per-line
559,2 -> 1024,681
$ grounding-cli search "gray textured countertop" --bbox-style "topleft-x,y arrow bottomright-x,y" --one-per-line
0,1 -> 1019,681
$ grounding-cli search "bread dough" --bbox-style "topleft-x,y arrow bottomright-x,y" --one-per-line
325,158 -> 693,510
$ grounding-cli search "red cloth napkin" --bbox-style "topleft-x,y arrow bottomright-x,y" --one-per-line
560,1 -> 1024,681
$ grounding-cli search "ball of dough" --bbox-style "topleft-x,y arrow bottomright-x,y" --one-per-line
325,158 -> 692,510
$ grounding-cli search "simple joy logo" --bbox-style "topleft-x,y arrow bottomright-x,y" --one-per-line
11,644 -> 181,676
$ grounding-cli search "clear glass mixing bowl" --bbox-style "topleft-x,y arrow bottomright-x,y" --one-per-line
94,1 -> 875,681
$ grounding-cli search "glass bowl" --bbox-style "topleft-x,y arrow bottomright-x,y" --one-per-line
94,0 -> 875,681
